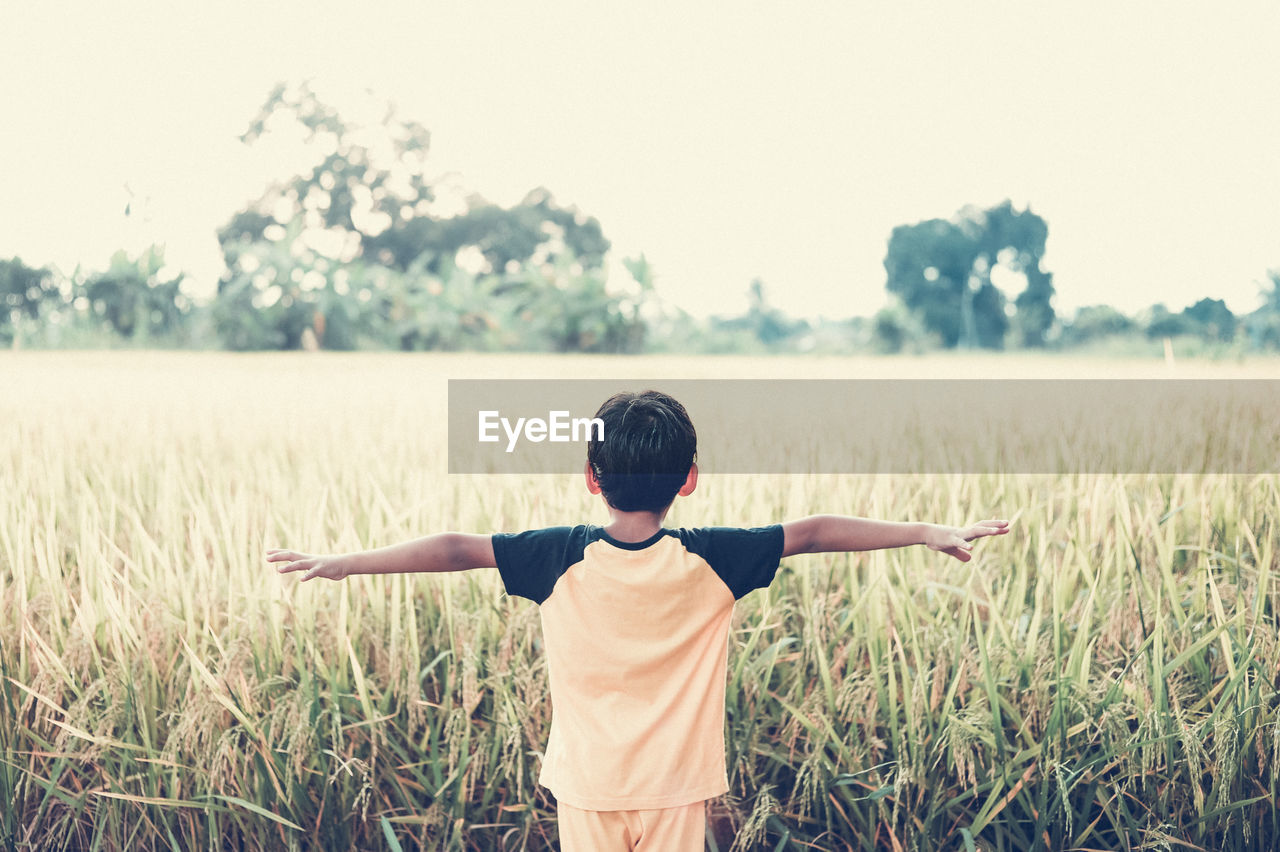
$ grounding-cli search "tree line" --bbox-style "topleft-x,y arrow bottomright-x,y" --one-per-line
4,84 -> 1279,356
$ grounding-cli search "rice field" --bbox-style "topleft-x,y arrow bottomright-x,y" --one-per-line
2,351 -> 1279,851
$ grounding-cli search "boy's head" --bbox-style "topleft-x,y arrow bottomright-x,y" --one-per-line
585,390 -> 697,513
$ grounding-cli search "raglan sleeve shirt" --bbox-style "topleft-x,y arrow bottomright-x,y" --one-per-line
491,523 -> 784,811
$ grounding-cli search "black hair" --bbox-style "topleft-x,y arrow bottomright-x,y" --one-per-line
587,390 -> 697,513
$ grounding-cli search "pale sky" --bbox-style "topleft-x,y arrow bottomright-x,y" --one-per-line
2,1 -> 1278,321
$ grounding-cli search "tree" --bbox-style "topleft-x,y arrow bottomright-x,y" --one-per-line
1181,297 -> 1236,342
981,201 -> 1055,347
213,218 -> 341,350
82,247 -> 189,341
869,302 -> 932,354
884,201 -> 1054,348
1060,305 -> 1134,345
1141,303 -> 1194,339
215,82 -> 615,350
1245,270 -> 1280,350
0,257 -> 54,346
364,186 -> 610,275
706,279 -> 808,352
1139,299 -> 1237,343
505,255 -> 650,353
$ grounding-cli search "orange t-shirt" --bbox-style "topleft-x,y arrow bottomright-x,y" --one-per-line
492,524 -> 783,811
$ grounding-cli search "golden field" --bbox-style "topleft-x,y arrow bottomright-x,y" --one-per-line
2,351 -> 1279,851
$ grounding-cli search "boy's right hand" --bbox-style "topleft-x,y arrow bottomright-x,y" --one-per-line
267,549 -> 350,582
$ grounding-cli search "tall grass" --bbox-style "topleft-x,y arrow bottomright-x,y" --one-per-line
2,352 -> 1278,850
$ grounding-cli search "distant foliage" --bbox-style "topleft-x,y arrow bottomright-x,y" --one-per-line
698,279 -> 811,353
83,248 -> 192,342
1246,271 -> 1280,349
0,257 -> 55,346
5,82 -> 1279,357
1059,305 -> 1135,346
1180,297 -> 1237,342
209,82 -> 633,352
1,248 -> 210,349
884,201 -> 1055,349
870,303 -> 933,354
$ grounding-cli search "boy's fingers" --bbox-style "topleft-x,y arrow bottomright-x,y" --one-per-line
964,520 -> 1009,540
269,550 -> 315,565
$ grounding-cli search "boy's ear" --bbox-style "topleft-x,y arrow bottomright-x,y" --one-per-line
677,463 -> 698,497
584,461 -> 602,495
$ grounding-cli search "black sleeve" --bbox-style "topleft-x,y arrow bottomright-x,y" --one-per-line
490,525 -> 587,604
678,524 -> 785,600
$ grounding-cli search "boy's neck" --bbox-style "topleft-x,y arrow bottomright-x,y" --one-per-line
602,507 -> 670,543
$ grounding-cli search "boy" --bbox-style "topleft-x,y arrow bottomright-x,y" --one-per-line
269,390 -> 1008,851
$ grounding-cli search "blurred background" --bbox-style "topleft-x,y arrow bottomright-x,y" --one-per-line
2,0 -> 1278,357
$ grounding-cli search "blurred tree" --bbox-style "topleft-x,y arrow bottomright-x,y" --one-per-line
1262,270 -> 1280,312
1060,304 -> 1134,345
227,83 -> 610,271
1140,299 -> 1237,343
1245,270 -> 1280,349
213,219 -> 321,350
981,201 -> 1055,347
1141,303 -> 1194,339
216,82 -> 614,350
213,218 -> 380,351
1181,297 -> 1236,342
364,187 -> 610,275
376,255 -> 505,351
0,257 -> 55,346
82,248 -> 189,341
870,303 -> 931,354
503,253 -> 650,353
884,201 -> 1054,348
708,279 -> 808,351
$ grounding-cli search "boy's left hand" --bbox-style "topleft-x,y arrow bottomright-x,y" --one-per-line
924,519 -> 1010,562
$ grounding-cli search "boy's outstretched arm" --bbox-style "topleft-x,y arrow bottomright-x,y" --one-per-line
268,533 -> 496,582
781,516 -> 1009,562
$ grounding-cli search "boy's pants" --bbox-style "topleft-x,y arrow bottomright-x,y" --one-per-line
557,799 -> 706,851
